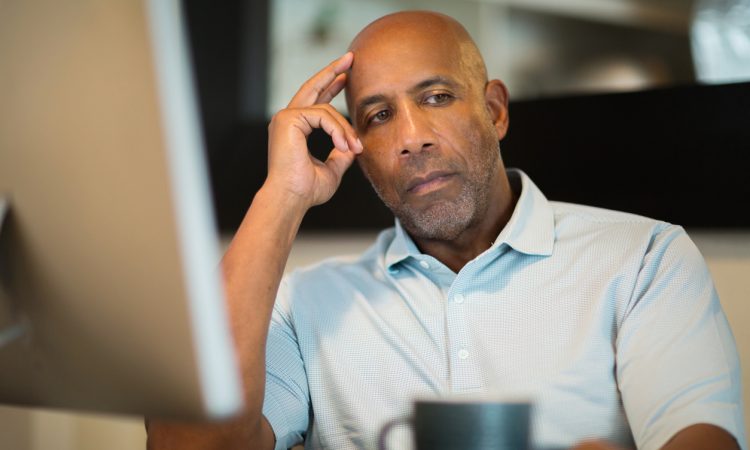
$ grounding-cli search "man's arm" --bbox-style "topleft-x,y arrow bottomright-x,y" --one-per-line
571,423 -> 740,449
573,224 -> 744,450
146,52 -> 362,450
661,423 -> 740,449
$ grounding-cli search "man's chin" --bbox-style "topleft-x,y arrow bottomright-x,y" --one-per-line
395,200 -> 474,241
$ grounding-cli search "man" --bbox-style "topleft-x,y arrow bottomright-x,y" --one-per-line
147,11 -> 745,450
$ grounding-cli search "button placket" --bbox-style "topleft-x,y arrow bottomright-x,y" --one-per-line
445,277 -> 482,391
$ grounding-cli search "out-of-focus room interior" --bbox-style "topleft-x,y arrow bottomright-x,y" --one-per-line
1,0 -> 749,448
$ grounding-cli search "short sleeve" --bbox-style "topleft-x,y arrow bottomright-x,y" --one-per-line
616,225 -> 746,449
262,275 -> 311,450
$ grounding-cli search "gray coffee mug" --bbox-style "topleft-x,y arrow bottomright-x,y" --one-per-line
378,399 -> 532,450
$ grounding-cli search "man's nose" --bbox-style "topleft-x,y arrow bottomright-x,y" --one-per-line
394,103 -> 435,156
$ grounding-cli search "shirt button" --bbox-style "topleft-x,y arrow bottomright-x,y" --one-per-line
454,293 -> 465,304
419,260 -> 430,270
458,349 -> 469,360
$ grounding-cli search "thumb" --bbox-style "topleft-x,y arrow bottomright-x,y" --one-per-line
324,147 -> 357,185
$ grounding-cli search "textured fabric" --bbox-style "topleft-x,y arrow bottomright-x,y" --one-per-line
262,170 -> 745,450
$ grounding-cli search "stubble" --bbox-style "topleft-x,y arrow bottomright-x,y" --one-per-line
369,123 -> 501,242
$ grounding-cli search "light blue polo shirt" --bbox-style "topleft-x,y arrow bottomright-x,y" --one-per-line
262,170 -> 745,450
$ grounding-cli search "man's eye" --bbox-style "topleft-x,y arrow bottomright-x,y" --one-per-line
369,110 -> 391,124
425,93 -> 452,105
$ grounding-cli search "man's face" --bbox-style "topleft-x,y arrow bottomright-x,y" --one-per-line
347,30 -> 505,241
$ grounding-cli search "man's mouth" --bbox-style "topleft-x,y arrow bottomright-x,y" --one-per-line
406,171 -> 455,195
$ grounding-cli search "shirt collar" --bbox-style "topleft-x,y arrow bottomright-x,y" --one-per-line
384,169 -> 555,270
495,169 -> 555,257
384,219 -> 420,269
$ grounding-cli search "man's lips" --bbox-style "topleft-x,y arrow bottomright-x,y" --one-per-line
406,171 -> 455,194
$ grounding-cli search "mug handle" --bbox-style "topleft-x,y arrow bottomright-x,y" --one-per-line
377,415 -> 411,450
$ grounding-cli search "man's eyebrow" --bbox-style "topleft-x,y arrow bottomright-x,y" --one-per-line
408,76 -> 458,94
356,94 -> 388,116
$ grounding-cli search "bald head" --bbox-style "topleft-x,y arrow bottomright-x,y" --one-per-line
349,11 -> 487,79
345,11 -> 489,118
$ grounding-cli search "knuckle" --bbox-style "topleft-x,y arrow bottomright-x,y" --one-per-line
316,104 -> 339,119
268,108 -> 295,132
313,104 -> 332,115
312,105 -> 334,121
271,108 -> 293,123
268,113 -> 281,130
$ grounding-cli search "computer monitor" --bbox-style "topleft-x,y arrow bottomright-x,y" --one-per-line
0,0 -> 243,420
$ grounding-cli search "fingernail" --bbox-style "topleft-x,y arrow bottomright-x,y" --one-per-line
356,138 -> 364,151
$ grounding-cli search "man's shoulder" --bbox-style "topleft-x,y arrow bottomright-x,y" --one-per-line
284,227 -> 395,288
550,200 -> 667,228
547,201 -> 692,258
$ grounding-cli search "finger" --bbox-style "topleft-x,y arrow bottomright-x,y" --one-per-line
288,52 -> 354,108
316,72 -> 347,105
324,144 -> 357,184
311,103 -> 363,153
292,108 -> 353,153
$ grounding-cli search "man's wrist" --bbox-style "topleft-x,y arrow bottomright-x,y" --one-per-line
255,181 -> 311,217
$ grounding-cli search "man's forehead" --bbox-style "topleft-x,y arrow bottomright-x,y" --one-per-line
349,68 -> 462,102
346,34 -> 465,100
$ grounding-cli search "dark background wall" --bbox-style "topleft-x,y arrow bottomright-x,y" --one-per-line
183,0 -> 750,232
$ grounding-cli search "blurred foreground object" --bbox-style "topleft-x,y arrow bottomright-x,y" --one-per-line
0,0 -> 242,420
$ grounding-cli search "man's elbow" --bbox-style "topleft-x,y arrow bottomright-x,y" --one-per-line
660,423 -> 740,450
145,413 -> 275,450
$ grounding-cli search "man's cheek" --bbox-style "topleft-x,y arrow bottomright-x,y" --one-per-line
358,161 -> 387,194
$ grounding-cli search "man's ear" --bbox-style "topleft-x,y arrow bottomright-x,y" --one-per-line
484,79 -> 509,141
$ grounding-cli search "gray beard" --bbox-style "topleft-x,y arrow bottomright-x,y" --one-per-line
383,173 -> 489,241
370,139 -> 500,242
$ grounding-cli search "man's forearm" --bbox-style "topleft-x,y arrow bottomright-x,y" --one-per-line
147,185 -> 307,450
222,185 -> 307,413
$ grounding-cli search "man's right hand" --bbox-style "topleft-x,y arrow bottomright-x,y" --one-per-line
265,51 -> 362,211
